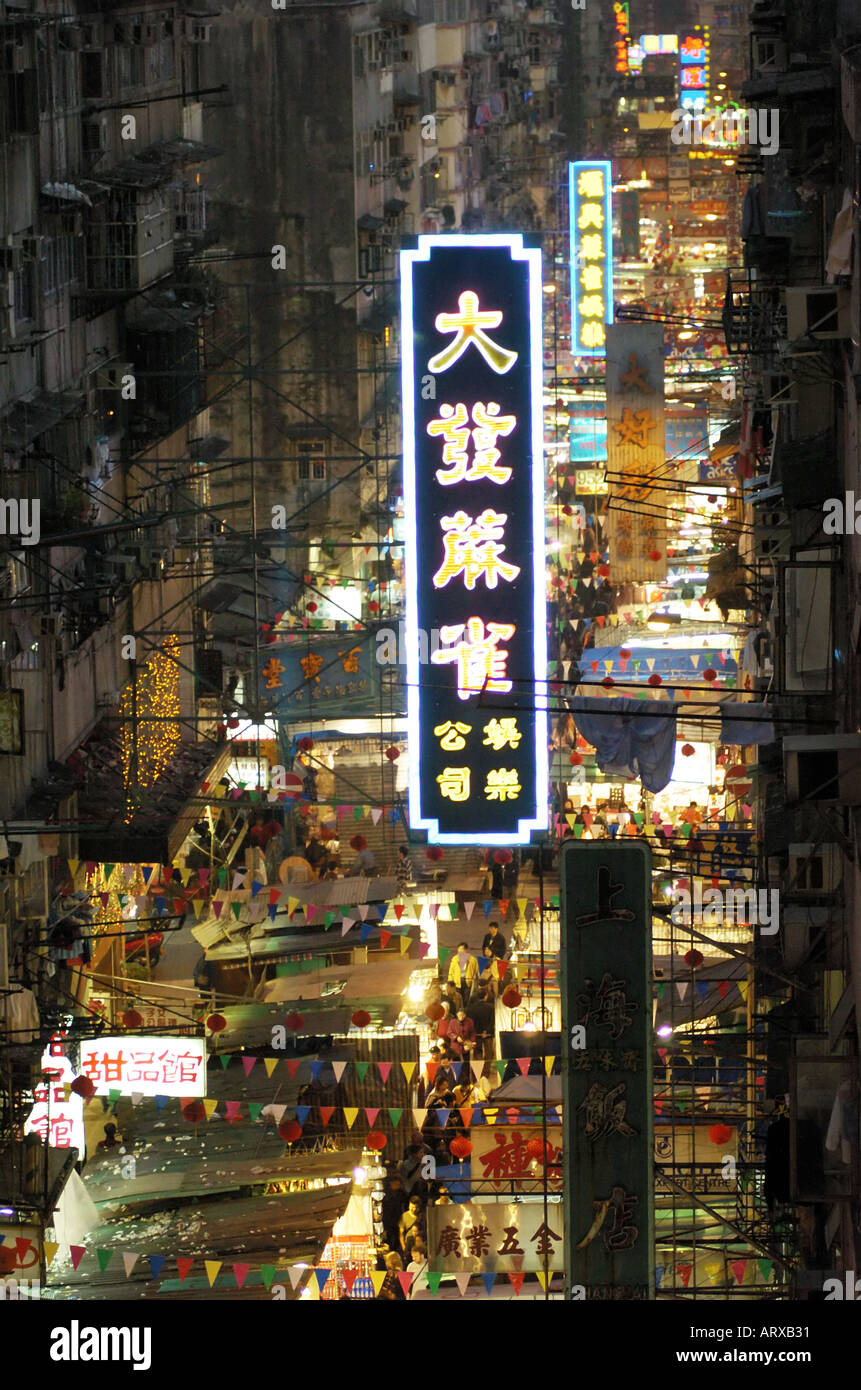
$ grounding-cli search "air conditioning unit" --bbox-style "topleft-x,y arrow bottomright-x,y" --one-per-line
787,843 -> 842,894
785,287 -> 850,341
783,735 -> 861,804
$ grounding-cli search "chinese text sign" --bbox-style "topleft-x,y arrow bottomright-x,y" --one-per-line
79,1036 -> 206,1097
569,162 -> 613,357
560,841 -> 654,1300
400,234 -> 547,844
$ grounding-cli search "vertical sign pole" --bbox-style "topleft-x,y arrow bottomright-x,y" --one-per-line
561,839 -> 655,1300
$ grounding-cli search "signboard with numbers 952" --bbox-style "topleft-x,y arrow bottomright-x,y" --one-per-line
399,234 -> 548,844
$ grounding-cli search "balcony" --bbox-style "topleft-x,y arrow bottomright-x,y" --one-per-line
391,61 -> 420,106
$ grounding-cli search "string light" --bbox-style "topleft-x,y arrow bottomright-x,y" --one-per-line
120,635 -> 182,821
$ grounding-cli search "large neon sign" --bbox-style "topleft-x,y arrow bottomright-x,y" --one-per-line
399,234 -> 547,844
569,161 -> 614,357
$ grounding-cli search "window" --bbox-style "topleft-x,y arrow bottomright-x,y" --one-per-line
297,442 -> 327,481
12,265 -> 33,323
40,235 -> 83,295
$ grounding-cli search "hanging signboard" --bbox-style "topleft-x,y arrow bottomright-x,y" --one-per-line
603,322 -> 670,586
79,1036 -> 206,1097
561,840 -> 654,1300
569,161 -> 614,357
259,634 -> 382,718
399,233 -> 548,845
427,1200 -> 564,1273
472,1125 -> 563,1193
24,1041 -> 85,1156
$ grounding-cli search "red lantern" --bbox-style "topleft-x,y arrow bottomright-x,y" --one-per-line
366,1130 -> 387,1151
384,746 -> 400,762
279,1119 -> 303,1144
709,1123 -> 733,1146
561,505 -> 573,517
493,849 -> 513,865
426,847 -> 444,862
226,716 -> 241,730
569,751 -> 582,766
619,649 -> 631,659
368,600 -> 380,613
702,668 -> 717,683
597,564 -> 610,578
351,1009 -> 371,1029
449,1137 -> 473,1160
681,744 -> 695,757
121,1009 -> 143,1029
349,834 -> 367,852
307,601 -> 318,613
684,949 -> 704,969
206,1013 -> 226,1033
298,737 -> 314,753
426,1002 -> 445,1022
284,1012 -> 305,1032
601,676 -> 615,688
649,549 -> 662,562
501,986 -> 522,1008
70,1075 -> 96,1100
526,1136 -> 552,1163
726,763 -> 747,780
182,1100 -> 206,1125
648,673 -> 663,687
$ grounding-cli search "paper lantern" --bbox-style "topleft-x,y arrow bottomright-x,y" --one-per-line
182,1100 -> 206,1125
493,849 -> 513,865
298,737 -> 314,753
226,716 -> 240,730
601,676 -> 615,688
279,1119 -> 303,1144
619,649 -> 631,659
306,601 -> 318,613
726,764 -> 747,780
426,1002 -> 445,1022
597,564 -> 610,578
366,1130 -> 387,1151
284,1011 -> 305,1032
121,1009 -> 143,1029
648,673 -> 662,687
368,600 -> 380,613
684,949 -> 704,969
709,1123 -> 733,1146
526,1136 -> 552,1163
702,668 -> 717,682
501,986 -> 522,1008
681,744 -> 695,757
206,1013 -> 226,1033
426,847 -> 444,862
349,834 -> 367,852
569,752 -> 583,765
649,549 -> 662,562
449,1137 -> 472,1160
384,746 -> 400,761
562,505 -> 573,516
70,1075 -> 96,1100
351,1009 -> 371,1029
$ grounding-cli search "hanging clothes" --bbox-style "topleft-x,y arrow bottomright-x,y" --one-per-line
571,696 -> 677,793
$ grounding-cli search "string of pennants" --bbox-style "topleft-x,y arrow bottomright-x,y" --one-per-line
2,1234 -> 774,1294
0,1234 -> 556,1296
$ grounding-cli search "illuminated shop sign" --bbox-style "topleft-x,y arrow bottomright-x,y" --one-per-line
569,161 -> 613,358
24,1037 -> 85,1155
399,234 -> 548,844
679,30 -> 709,111
79,1036 -> 206,1096
613,2 -> 630,73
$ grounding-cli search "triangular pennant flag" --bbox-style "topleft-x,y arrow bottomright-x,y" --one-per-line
315,1268 -> 331,1294
219,1053 -> 231,1069
342,1269 -> 358,1294
370,1270 -> 387,1295
341,917 -> 355,936
544,1054 -> 555,1077
464,900 -> 475,920
319,1106 -> 336,1127
413,1108 -> 428,1129
242,1056 -> 256,1078
454,1272 -> 472,1296
481,1272 -> 496,1295
176,1257 -> 194,1283
426,1271 -> 443,1296
517,1057 -> 531,1077
248,1103 -> 263,1124
399,935 -> 411,955
264,1057 -> 279,1078
459,1106 -> 474,1127
388,1108 -> 403,1127
536,1271 -> 552,1292
494,1060 -> 507,1081
96,1249 -> 113,1273
378,1062 -> 393,1084
296,1106 -> 311,1126
482,900 -> 493,918
148,1255 -> 165,1280
397,1271 -> 413,1297
379,929 -> 392,948
508,1272 -> 525,1295
69,1245 -> 86,1270
470,1061 -> 484,1081
122,1252 -> 139,1278
757,1259 -> 773,1283
354,1062 -> 369,1083
731,1260 -> 747,1285
332,1061 -> 348,1083
435,1109 -> 450,1128
286,1059 -> 303,1079
343,1107 -> 359,1129
203,1098 -> 218,1120
401,1061 -> 416,1083
364,1107 -> 379,1127
260,1265 -> 278,1290
233,1262 -> 250,1289
44,1241 -> 59,1267
204,1260 -> 222,1287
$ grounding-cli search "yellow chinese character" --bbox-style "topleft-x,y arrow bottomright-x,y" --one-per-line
428,291 -> 518,375
434,720 -> 472,752
484,768 -> 522,801
300,652 -> 325,682
432,617 -> 516,700
580,265 -> 604,292
428,402 -> 470,484
614,407 -> 658,449
581,322 -> 606,349
577,168 -> 605,198
262,658 -> 285,690
580,234 -> 605,259
437,767 -> 471,802
482,717 -> 522,752
619,353 -> 651,393
429,401 -> 515,486
432,510 -> 520,591
578,202 -> 604,231
338,645 -> 362,673
579,294 -> 605,319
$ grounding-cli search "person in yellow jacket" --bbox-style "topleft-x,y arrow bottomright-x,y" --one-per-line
447,941 -> 478,1004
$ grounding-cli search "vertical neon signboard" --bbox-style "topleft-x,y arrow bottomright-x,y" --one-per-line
400,234 -> 547,845
569,161 -> 613,357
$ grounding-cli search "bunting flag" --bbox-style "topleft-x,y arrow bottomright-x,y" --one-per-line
122,1252 -> 139,1278
354,1062 -> 369,1084
454,1272 -> 472,1297
44,1242 -> 59,1267
378,1062 -> 392,1084
364,1107 -> 379,1127
343,1108 -> 359,1129
388,1108 -> 403,1128
319,1107 -> 335,1128
401,1061 -> 416,1083
508,1272 -> 525,1296
264,1057 -> 279,1078
96,1249 -> 112,1273
204,1260 -> 222,1287
176,1258 -> 194,1283
425,1271 -> 443,1296
242,1056 -> 256,1078
234,1262 -> 250,1289
148,1255 -> 165,1280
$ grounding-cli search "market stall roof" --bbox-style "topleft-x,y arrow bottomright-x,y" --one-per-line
576,645 -> 738,683
255,955 -> 416,1005
491,1075 -> 562,1103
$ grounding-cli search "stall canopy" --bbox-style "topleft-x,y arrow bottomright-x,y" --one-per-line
577,645 -> 738,683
